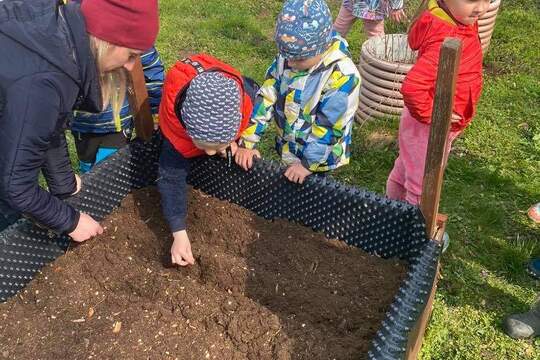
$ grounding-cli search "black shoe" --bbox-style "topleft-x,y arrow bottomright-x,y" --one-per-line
503,302 -> 540,339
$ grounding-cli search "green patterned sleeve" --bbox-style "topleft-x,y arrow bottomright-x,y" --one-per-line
239,60 -> 280,149
301,68 -> 360,172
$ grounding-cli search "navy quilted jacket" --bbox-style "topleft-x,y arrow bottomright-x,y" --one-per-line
0,0 -> 102,233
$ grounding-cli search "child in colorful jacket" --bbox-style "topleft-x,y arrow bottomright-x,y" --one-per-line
158,54 -> 258,266
71,47 -> 164,173
333,0 -> 407,38
386,0 -> 488,206
236,0 -> 361,184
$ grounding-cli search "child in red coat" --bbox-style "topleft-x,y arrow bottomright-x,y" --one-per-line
158,54 -> 257,266
386,0 -> 489,206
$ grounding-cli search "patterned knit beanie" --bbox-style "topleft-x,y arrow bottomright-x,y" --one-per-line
181,72 -> 242,143
275,0 -> 333,59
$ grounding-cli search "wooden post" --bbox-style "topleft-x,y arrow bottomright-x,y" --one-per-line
420,38 -> 462,239
127,56 -> 154,141
405,38 -> 462,360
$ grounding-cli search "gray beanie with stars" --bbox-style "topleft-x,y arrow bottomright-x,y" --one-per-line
181,71 -> 242,144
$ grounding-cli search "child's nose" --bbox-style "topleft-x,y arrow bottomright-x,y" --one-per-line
205,149 -> 217,156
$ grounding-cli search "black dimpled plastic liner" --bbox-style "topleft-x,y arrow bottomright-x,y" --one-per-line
0,134 -> 440,359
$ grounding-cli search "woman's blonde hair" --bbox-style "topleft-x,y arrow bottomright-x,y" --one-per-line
89,36 -> 127,122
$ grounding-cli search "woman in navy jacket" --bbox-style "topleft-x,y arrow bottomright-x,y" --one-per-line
0,0 -> 158,241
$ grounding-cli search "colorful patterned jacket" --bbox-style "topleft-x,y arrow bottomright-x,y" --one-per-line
240,34 -> 360,172
71,47 -> 164,133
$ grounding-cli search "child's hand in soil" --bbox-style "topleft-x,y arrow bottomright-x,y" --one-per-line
389,9 -> 407,23
171,230 -> 195,266
235,147 -> 261,171
451,112 -> 462,124
284,163 -> 312,184
69,213 -> 103,242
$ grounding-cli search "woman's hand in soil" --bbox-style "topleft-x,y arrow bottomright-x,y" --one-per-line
235,147 -> 261,171
284,163 -> 312,184
451,112 -> 462,124
72,174 -> 82,195
389,9 -> 407,23
171,230 -> 195,266
69,213 -> 103,242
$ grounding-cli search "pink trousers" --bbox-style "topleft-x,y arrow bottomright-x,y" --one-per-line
333,3 -> 385,38
386,107 -> 461,205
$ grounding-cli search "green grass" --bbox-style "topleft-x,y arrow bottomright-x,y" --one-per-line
77,0 -> 540,358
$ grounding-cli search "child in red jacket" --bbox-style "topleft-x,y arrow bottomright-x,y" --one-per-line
386,0 -> 489,206
158,54 -> 257,266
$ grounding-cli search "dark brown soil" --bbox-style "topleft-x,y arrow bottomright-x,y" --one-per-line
0,187 -> 408,360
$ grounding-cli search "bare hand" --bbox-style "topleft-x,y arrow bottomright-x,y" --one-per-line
68,213 -> 103,242
451,112 -> 462,124
72,174 -> 82,195
235,147 -> 261,171
218,141 -> 238,158
389,9 -> 407,23
171,230 -> 195,266
284,163 -> 312,184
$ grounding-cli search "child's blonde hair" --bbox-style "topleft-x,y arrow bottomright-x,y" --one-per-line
89,36 -> 127,121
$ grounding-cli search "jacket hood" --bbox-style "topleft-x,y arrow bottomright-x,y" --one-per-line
318,34 -> 353,68
0,0 -> 102,112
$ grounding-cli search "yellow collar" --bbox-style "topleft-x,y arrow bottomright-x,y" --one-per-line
428,0 -> 456,25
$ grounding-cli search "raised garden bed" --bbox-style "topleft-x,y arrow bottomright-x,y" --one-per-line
0,186 -> 411,359
0,135 -> 440,359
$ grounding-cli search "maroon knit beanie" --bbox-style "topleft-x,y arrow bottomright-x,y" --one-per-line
81,0 -> 159,51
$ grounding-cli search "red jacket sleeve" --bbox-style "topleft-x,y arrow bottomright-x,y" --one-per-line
401,51 -> 439,123
401,14 -> 440,124
408,12 -> 432,51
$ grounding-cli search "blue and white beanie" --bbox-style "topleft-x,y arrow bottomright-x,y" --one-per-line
181,72 -> 241,144
275,0 -> 333,60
